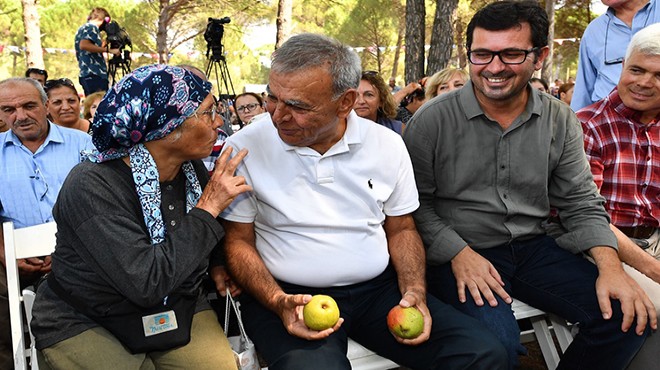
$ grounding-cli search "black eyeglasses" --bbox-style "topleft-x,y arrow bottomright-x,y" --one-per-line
26,68 -> 47,76
603,16 -> 624,65
44,78 -> 75,91
236,103 -> 260,113
468,48 -> 539,65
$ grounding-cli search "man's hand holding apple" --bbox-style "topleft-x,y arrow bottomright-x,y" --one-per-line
390,289 -> 432,345
273,292 -> 344,340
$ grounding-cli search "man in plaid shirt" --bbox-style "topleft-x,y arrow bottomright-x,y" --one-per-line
578,23 -> 660,369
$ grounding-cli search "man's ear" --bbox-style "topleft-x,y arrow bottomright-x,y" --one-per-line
534,46 -> 550,71
336,89 -> 357,119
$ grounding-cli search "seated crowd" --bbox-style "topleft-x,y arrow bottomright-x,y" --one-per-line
1,2 -> 660,370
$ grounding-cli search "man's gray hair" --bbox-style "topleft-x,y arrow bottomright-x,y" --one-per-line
271,33 -> 361,99
0,77 -> 48,104
626,23 -> 660,60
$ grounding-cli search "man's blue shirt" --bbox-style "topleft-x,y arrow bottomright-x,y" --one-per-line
0,123 -> 94,228
572,0 -> 660,111
74,22 -> 108,79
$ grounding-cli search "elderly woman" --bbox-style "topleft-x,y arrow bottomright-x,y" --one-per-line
45,78 -> 91,133
425,68 -> 469,100
354,71 -> 403,134
31,65 -> 250,369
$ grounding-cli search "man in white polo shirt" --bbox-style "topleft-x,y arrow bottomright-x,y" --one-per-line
217,33 -> 508,370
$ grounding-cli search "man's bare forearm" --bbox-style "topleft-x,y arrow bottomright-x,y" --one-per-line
385,214 -> 427,297
223,220 -> 286,312
612,224 -> 660,283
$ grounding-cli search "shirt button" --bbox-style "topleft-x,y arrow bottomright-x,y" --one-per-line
166,185 -> 173,191
170,220 -> 177,226
501,165 -> 506,169
168,204 -> 175,211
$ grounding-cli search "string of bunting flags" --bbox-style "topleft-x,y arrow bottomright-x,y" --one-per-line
0,38 -> 578,59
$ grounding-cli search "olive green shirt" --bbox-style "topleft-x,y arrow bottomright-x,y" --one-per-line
403,81 -> 616,265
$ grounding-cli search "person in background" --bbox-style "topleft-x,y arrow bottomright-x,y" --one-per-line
219,32 -> 507,370
388,76 -> 401,93
355,71 -> 404,134
25,68 -> 48,87
0,77 -> 93,369
403,2 -> 654,368
571,0 -> 660,111
234,92 -> 267,127
576,23 -> 660,370
529,77 -> 549,93
558,82 -> 575,106
82,90 -> 105,122
396,88 -> 426,125
30,64 -> 248,370
425,67 -> 469,101
45,78 -> 91,133
75,7 -> 120,96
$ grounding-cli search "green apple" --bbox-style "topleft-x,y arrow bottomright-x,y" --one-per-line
303,294 -> 340,331
387,306 -> 424,339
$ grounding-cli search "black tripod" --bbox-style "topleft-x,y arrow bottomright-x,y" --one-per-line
108,50 -> 131,86
205,52 -> 236,101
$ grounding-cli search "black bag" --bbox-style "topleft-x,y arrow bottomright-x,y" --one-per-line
48,274 -> 196,353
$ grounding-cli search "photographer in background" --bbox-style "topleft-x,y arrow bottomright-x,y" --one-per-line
75,7 -> 120,96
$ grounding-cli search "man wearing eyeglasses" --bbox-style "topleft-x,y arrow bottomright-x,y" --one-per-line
572,0 -> 660,111
0,77 -> 93,368
25,68 -> 48,87
404,2 -> 654,369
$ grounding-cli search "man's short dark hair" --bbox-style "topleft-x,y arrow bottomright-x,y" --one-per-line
466,1 -> 549,51
25,68 -> 48,80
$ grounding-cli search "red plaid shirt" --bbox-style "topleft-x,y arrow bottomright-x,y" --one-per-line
577,88 -> 660,228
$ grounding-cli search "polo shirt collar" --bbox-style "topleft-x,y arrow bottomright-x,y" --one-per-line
280,110 -> 361,156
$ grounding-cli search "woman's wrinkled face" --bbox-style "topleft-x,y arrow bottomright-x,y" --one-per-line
47,86 -> 81,125
170,93 -> 222,160
354,79 -> 381,122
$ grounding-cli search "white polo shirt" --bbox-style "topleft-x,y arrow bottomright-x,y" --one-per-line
220,111 -> 419,287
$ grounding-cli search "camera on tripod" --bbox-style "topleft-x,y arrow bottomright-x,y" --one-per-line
204,17 -> 230,61
103,20 -> 132,85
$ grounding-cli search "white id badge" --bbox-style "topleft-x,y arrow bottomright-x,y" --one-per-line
142,310 -> 179,337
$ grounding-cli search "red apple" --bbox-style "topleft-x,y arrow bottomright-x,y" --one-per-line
387,306 -> 424,339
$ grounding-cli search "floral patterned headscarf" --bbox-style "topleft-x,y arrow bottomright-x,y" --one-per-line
89,64 -> 213,244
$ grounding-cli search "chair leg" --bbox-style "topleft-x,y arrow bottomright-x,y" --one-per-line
549,314 -> 574,353
530,316 -> 560,370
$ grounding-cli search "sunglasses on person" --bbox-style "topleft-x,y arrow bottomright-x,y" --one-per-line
26,68 -> 47,76
44,78 -> 76,92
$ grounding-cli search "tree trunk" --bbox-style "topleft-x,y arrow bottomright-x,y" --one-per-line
404,0 -> 425,84
427,0 -> 458,75
21,0 -> 44,69
275,0 -> 293,49
156,0 -> 171,64
542,0 -> 555,83
391,21 -> 404,80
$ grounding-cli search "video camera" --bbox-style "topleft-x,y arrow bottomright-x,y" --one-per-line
104,20 -> 132,51
204,17 -> 230,60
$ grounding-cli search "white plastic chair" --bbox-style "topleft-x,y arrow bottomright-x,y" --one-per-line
513,299 -> 574,370
4,221 -> 57,370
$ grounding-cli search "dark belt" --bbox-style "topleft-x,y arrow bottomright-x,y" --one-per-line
617,225 -> 657,239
